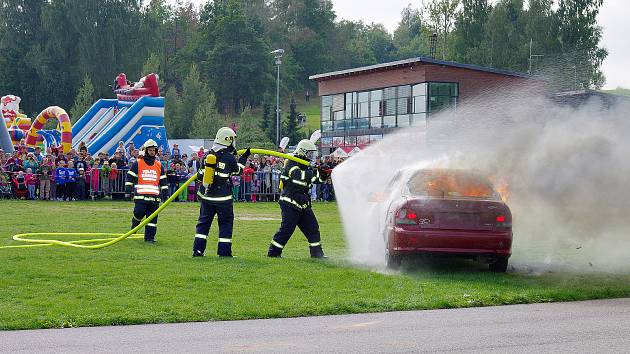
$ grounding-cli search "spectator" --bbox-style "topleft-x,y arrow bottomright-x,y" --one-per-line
171,144 -> 181,160
242,163 -> 254,202
109,162 -> 119,198
55,160 -> 68,201
196,146 -> 205,159
188,154 -> 202,174
187,168 -> 197,202
25,168 -> 37,200
77,168 -> 86,200
38,157 -> 53,200
231,175 -> 241,201
66,160 -> 77,201
100,161 -> 111,198
166,163 -> 178,200
176,162 -> 188,201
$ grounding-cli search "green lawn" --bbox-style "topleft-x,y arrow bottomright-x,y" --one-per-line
1,200 -> 629,330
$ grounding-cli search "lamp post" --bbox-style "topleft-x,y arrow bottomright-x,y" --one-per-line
271,49 -> 284,146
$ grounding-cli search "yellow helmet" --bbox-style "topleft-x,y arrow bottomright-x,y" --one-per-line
215,127 -> 236,147
294,139 -> 318,160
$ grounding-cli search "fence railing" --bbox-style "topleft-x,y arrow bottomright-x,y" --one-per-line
0,168 -> 336,201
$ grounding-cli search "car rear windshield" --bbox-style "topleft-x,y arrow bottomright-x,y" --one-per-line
407,170 -> 498,199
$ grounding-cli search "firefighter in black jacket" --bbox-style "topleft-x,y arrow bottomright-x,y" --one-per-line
125,139 -> 169,243
192,127 -> 251,257
267,139 -> 327,258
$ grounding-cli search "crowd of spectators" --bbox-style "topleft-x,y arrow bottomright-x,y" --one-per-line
0,141 -> 343,202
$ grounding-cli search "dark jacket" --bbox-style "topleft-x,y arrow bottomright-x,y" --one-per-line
279,158 -> 325,210
196,148 -> 247,203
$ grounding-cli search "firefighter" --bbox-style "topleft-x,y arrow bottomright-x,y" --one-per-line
267,139 -> 328,258
192,127 -> 251,257
125,139 -> 169,243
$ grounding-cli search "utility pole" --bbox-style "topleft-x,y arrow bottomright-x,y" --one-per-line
271,49 -> 284,146
528,39 -> 544,75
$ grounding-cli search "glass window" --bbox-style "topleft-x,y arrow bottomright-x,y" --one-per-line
332,94 -> 344,111
358,91 -> 369,102
358,102 -> 369,117
332,136 -> 344,147
383,115 -> 396,128
345,136 -> 357,146
429,95 -> 452,113
334,120 -> 349,131
333,110 -> 344,121
429,82 -> 458,97
357,135 -> 370,146
383,87 -> 396,100
370,117 -> 382,128
397,98 -> 409,115
397,115 -> 411,127
322,95 -> 332,106
412,113 -> 427,127
370,100 -> 381,117
413,96 -> 426,113
370,89 -> 382,101
384,99 -> 396,115
397,85 -> 412,97
321,137 -> 332,147
353,118 -> 369,129
412,83 -> 427,96
321,120 -> 333,132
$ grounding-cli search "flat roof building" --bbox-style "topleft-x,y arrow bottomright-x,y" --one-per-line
309,56 -> 544,154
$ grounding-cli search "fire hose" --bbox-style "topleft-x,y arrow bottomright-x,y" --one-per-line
0,149 -> 309,250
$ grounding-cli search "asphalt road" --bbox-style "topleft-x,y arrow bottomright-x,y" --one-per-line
2,298 -> 629,353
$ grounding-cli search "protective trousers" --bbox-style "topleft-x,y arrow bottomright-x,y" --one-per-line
268,203 -> 325,258
192,200 -> 234,257
131,200 -> 160,242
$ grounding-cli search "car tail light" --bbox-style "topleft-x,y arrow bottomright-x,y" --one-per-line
495,214 -> 511,229
395,208 -> 417,225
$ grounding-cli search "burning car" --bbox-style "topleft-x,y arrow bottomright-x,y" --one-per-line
382,168 -> 512,272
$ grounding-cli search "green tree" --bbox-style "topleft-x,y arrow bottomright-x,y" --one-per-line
284,97 -> 303,144
452,0 -> 492,65
164,86 -> 181,138
236,108 -> 275,150
425,0 -> 461,60
485,0 -> 527,70
260,101 -> 275,143
69,74 -> 95,123
554,0 -> 607,89
190,92 -> 226,138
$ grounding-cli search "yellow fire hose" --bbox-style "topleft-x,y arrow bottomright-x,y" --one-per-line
0,149 -> 308,250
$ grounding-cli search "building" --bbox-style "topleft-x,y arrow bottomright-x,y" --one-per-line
550,89 -> 630,110
309,56 -> 544,154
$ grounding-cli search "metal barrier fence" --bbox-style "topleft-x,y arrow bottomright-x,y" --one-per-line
0,168 -> 336,201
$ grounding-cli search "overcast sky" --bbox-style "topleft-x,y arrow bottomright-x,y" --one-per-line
184,0 -> 628,89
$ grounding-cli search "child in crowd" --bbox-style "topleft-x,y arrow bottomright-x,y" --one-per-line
187,168 -> 196,202
25,168 -> 37,200
100,161 -> 111,198
54,160 -> 67,201
109,162 -> 119,197
89,161 -> 101,199
76,168 -> 86,200
231,174 -> 241,201
66,161 -> 77,201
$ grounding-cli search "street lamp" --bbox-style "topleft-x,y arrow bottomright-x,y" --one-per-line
271,48 -> 284,146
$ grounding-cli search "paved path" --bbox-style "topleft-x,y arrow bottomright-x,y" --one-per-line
2,298 -> 629,353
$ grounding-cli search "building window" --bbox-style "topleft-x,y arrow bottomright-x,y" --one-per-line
332,93 -> 344,120
322,95 -> 332,121
334,119 -> 349,131
353,118 -> 369,129
398,114 -> 411,127
370,116 -> 382,129
383,115 -> 396,128
322,120 -> 333,132
412,113 -> 427,127
345,92 -> 357,119
321,137 -> 332,147
428,82 -> 458,113
370,89 -> 383,117
358,91 -> 369,118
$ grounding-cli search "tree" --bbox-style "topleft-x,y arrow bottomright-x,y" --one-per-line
69,74 -> 95,123
555,0 -> 607,89
190,92 -> 226,138
164,86 -> 181,138
485,0 -> 527,70
284,97 -> 303,144
177,64 -> 210,138
235,108 -> 275,150
452,0 -> 492,65
260,101 -> 275,143
425,0 -> 461,60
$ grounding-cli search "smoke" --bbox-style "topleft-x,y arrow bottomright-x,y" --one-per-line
332,89 -> 630,273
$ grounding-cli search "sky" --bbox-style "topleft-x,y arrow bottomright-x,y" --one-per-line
184,0 -> 628,89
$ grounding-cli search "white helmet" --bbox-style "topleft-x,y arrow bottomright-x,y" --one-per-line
141,139 -> 158,151
215,127 -> 236,147
294,139 -> 318,160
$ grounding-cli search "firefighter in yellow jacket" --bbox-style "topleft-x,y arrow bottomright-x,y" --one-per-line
125,139 -> 169,243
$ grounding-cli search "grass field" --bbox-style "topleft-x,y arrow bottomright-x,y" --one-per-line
1,200 -> 630,330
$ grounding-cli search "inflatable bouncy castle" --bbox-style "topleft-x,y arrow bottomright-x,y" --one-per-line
71,73 -> 168,155
1,95 -> 73,153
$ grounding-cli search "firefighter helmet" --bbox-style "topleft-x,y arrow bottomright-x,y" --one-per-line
215,127 -> 237,147
141,139 -> 158,152
294,139 -> 318,160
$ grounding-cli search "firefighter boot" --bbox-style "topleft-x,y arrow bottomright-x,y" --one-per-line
267,242 -> 283,258
192,235 -> 207,257
217,239 -> 233,257
309,245 -> 326,259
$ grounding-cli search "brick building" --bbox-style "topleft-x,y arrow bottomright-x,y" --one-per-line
309,56 -> 544,154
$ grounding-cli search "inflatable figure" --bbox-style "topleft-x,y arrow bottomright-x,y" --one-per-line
2,95 -> 31,130
25,106 -> 73,153
114,73 -> 160,101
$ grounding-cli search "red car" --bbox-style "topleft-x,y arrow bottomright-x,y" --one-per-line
383,169 -> 512,272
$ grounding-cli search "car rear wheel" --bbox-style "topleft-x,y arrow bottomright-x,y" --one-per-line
489,256 -> 509,273
385,249 -> 402,270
